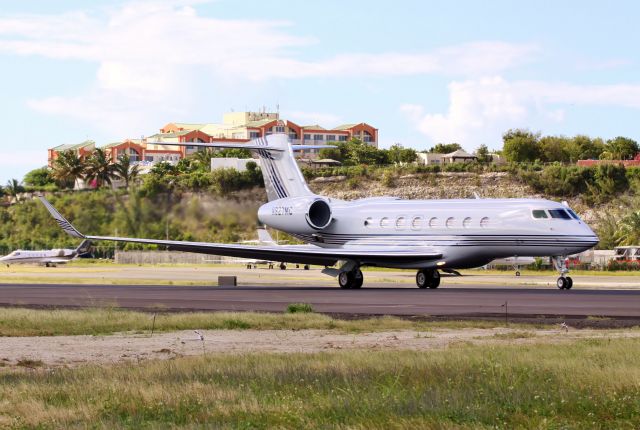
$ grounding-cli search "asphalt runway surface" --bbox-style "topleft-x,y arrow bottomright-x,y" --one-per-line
1,283 -> 639,319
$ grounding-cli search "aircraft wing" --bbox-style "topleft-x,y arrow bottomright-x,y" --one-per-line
39,197 -> 442,266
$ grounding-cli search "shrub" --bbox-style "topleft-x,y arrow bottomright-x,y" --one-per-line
286,303 -> 314,313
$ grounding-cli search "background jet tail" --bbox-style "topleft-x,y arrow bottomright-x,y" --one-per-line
74,239 -> 92,255
257,228 -> 276,245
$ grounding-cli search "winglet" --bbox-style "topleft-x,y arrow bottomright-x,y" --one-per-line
38,196 -> 86,239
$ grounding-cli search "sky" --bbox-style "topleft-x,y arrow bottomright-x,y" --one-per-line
0,0 -> 639,183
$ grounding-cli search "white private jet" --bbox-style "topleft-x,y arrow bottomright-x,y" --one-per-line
39,134 -> 598,290
0,240 -> 92,267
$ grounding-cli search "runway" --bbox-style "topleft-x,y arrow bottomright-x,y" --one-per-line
1,283 -> 639,319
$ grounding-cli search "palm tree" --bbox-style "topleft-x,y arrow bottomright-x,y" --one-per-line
617,211 -> 640,246
5,179 -> 24,202
84,148 -> 116,188
190,148 -> 216,171
52,150 -> 85,189
113,154 -> 140,188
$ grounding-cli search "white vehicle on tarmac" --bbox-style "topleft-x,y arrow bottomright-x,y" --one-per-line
0,240 -> 92,267
40,134 -> 598,290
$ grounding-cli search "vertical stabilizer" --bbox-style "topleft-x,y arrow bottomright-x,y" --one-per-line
252,134 -> 313,201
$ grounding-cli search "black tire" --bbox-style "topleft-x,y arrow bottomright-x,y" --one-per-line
279,263 -> 286,270
338,271 -> 352,289
416,270 -> 428,289
515,271 -> 521,277
429,270 -> 441,289
557,277 -> 568,290
565,276 -> 573,290
352,269 -> 363,289
304,265 -> 310,270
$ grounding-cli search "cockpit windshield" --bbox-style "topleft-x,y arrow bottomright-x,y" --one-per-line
549,209 -> 572,220
566,209 -> 580,220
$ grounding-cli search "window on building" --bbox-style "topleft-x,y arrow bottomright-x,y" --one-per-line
274,126 -> 285,133
463,217 -> 472,228
325,134 -> 336,142
480,217 -> 490,228
411,217 -> 422,229
338,136 -> 348,141
446,217 -> 455,228
249,131 -> 260,139
380,217 -> 390,228
303,134 -> 311,141
395,217 -> 406,229
532,210 -> 548,219
313,134 -> 324,141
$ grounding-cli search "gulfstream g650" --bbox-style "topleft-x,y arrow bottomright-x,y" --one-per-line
40,134 -> 598,289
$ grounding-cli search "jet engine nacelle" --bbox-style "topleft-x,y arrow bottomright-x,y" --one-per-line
258,197 -> 333,233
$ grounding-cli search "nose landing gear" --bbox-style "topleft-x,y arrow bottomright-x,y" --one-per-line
552,256 -> 573,290
416,269 -> 440,289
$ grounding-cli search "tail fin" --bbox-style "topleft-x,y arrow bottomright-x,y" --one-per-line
75,239 -> 92,255
158,134 -> 333,201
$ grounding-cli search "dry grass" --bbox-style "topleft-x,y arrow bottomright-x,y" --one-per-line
0,307 -> 543,337
1,339 -> 639,428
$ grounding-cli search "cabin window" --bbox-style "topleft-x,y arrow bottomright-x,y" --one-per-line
549,209 -> 571,220
480,217 -> 490,228
364,217 -> 373,227
463,217 -> 472,228
395,217 -> 406,229
429,217 -> 438,228
411,217 -> 422,229
532,210 -> 548,219
446,217 -> 455,228
380,217 -> 390,228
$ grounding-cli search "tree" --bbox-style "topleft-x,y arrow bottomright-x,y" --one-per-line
429,143 -> 462,153
113,154 -> 140,188
570,135 -> 605,161
318,147 -> 343,162
23,167 -> 55,187
617,211 -> 640,246
52,150 -> 85,189
213,148 -> 252,159
605,136 -> 639,160
502,129 -> 540,162
475,144 -> 492,163
387,144 -> 417,164
84,148 -> 116,188
150,161 -> 177,176
5,179 -> 24,201
538,136 -> 571,163
190,149 -> 216,171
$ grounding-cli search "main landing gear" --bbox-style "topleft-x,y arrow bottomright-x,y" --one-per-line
338,268 -> 363,289
416,269 -> 440,289
552,256 -> 573,290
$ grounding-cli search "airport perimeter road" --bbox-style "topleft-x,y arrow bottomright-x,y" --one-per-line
1,283 -> 640,318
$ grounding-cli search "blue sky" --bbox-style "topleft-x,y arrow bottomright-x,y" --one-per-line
1,0 -> 639,183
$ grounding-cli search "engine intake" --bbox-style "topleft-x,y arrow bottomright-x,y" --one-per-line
258,196 -> 333,233
306,199 -> 332,230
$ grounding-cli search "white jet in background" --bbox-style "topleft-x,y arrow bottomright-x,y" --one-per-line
0,240 -> 92,267
40,134 -> 599,290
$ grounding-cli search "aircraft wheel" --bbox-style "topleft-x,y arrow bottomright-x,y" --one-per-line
515,271 -> 521,277
304,265 -> 310,270
352,269 -> 363,289
338,271 -> 352,289
279,263 -> 286,270
429,270 -> 441,289
557,277 -> 568,290
416,270 -> 428,289
565,276 -> 573,290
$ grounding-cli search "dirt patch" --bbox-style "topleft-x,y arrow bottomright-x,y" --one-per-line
1,327 -> 638,370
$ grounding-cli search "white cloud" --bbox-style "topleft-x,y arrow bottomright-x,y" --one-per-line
402,76 -> 640,150
0,1 -> 536,133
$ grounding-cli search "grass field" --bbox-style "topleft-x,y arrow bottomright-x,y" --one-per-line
1,338 -> 639,428
0,307 -> 541,337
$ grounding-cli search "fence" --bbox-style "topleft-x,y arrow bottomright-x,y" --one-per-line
114,250 -> 230,265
